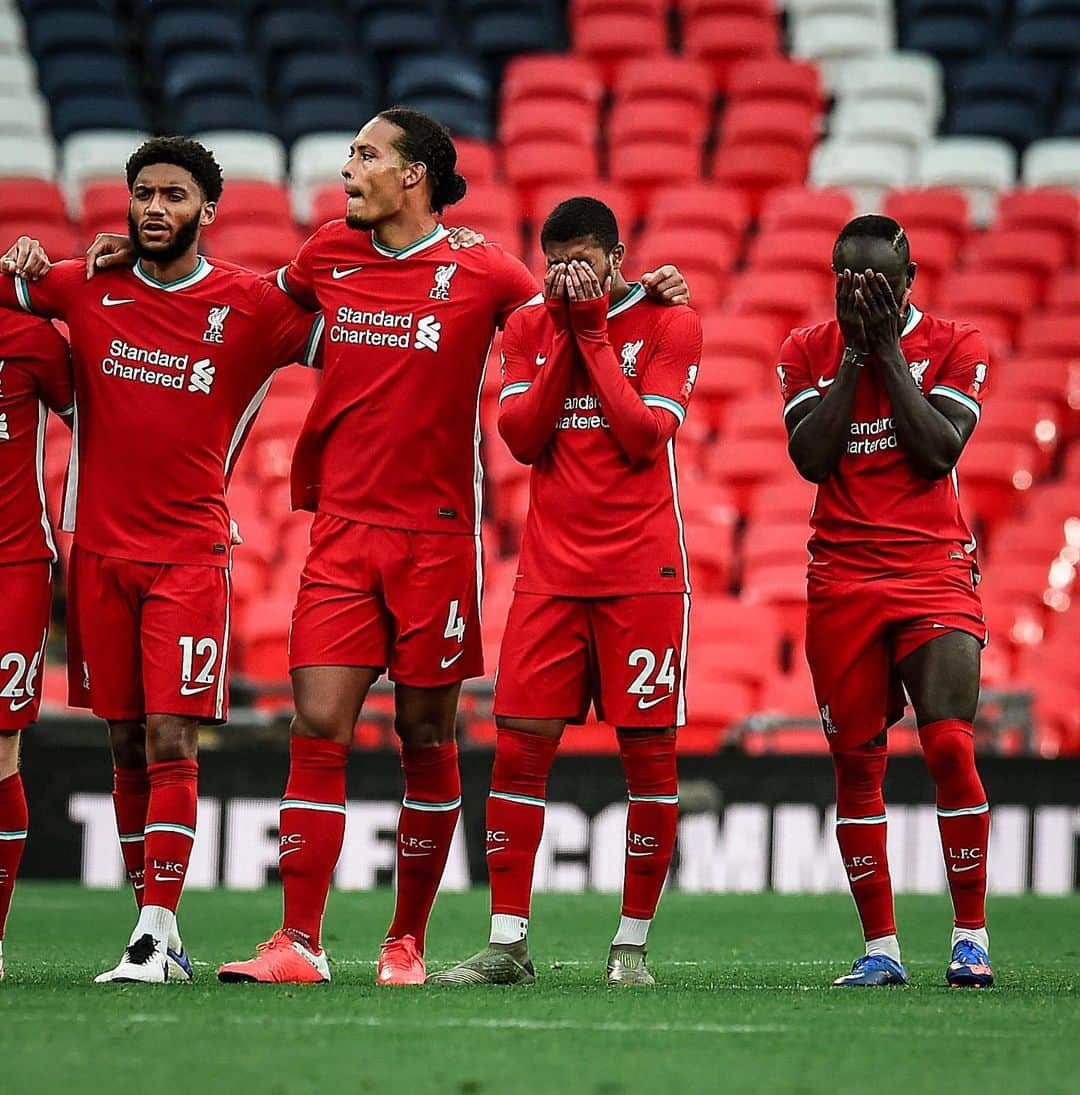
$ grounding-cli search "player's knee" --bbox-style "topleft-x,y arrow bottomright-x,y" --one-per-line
145,715 -> 199,762
920,727 -> 973,786
394,713 -> 454,749
108,721 -> 146,769
833,745 -> 887,797
0,731 -> 20,780
291,703 -> 354,744
496,716 -> 564,741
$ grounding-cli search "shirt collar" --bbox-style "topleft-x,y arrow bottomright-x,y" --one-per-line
901,302 -> 923,338
607,282 -> 645,319
132,256 -> 213,292
370,224 -> 448,260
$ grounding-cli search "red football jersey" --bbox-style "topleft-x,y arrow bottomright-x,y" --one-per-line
274,221 -> 539,535
0,312 -> 73,564
500,286 -> 701,596
1,258 -> 321,567
777,304 -> 989,577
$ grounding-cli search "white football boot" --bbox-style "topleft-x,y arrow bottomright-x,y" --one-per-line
95,933 -> 170,984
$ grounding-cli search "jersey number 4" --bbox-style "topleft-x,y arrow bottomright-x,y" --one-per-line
443,600 -> 466,643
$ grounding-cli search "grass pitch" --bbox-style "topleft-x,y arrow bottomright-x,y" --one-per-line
2,886 -> 1079,1094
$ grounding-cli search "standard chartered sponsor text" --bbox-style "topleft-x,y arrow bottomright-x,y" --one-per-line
330,304 -> 415,347
557,393 -> 610,431
102,338 -> 191,388
847,416 -> 899,455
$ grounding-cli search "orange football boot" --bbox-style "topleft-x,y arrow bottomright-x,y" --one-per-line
376,935 -> 426,985
217,930 -> 330,983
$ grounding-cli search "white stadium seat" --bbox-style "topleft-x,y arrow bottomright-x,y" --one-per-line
791,13 -> 896,89
289,132 -> 353,221
0,132 -> 54,179
0,88 -> 49,137
0,8 -> 25,53
917,137 -> 1017,226
60,130 -> 150,209
830,98 -> 933,153
0,52 -> 35,94
788,0 -> 893,19
810,138 -> 913,210
1022,139 -> 1080,189
834,52 -> 944,125
193,131 -> 286,184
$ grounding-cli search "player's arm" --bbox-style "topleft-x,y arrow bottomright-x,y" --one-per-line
858,273 -> 975,479
567,262 -> 688,468
0,242 -> 79,320
34,325 -> 75,430
260,281 -> 324,370
265,227 -> 324,313
497,265 -> 576,465
783,271 -> 864,483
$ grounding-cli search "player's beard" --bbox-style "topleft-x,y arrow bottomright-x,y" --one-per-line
127,211 -> 202,264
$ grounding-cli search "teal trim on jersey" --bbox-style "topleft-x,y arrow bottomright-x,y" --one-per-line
929,385 -> 981,420
303,315 -> 324,365
280,798 -> 347,815
132,256 -> 212,292
642,394 -> 686,423
276,266 -> 291,296
783,387 -> 821,418
607,282 -> 645,319
370,224 -> 448,260
901,303 -> 923,337
143,822 -> 196,839
937,803 -> 989,818
118,832 -> 145,843
0,829 -> 28,840
14,275 -> 33,313
499,381 -> 532,403
402,796 -> 463,813
489,790 -> 546,808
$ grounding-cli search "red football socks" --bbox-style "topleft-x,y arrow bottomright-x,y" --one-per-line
486,730 -> 560,922
920,719 -> 989,930
0,772 -> 28,940
279,735 -> 349,952
833,745 -> 896,941
386,741 -> 462,952
112,765 -> 150,907
141,759 -> 198,915
618,733 -> 679,921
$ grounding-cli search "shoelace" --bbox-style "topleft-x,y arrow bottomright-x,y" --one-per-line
953,941 -> 987,965
255,931 -> 294,955
852,954 -> 892,973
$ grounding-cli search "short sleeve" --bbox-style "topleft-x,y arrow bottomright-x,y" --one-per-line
492,248 -> 541,329
639,308 -> 703,427
498,307 -> 537,401
30,321 -> 73,415
270,229 -> 321,311
259,281 -> 324,369
0,259 -> 83,320
928,325 -> 989,423
776,333 -> 820,422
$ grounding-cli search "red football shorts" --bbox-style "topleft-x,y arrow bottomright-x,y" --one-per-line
494,591 -> 690,728
0,561 -> 52,731
805,564 -> 987,753
66,546 -> 232,723
289,513 -> 483,687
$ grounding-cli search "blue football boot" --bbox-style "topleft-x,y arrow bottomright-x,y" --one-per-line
166,945 -> 194,982
946,939 -> 994,988
832,953 -> 909,987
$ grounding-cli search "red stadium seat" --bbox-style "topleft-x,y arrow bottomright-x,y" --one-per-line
758,186 -> 854,233
936,270 -> 1039,339
719,100 -> 819,156
1045,270 -> 1080,314
994,356 -> 1080,420
79,180 -> 131,237
1018,315 -> 1080,359
904,226 -> 963,284
646,183 -> 750,242
204,223 -> 304,272
504,138 -> 600,218
746,227 -> 839,275
688,676 -> 756,729
881,187 -> 970,246
727,57 -> 824,110
570,0 -> 668,29
684,516 -> 738,591
683,13 -> 782,92
453,138 -> 498,186
533,181 -> 634,235
710,142 -> 808,216
963,228 -> 1068,290
501,54 -> 604,111
725,393 -> 788,443
995,187 -> 1079,251
725,269 -> 831,330
694,353 -> 770,420
709,435 -> 791,510
609,141 -> 704,218
572,11 -> 669,86
0,179 -> 67,224
500,98 -> 599,146
449,182 -> 522,252
212,181 -> 292,231
309,184 -> 346,227
608,99 -> 710,146
0,218 -> 78,261
740,558 -> 807,606
956,440 -> 1037,530
612,56 -> 715,114
748,475 -> 816,523
636,225 -> 736,311
741,519 -> 810,572
700,313 -> 786,366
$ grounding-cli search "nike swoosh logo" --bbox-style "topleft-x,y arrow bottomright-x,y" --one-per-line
331,265 -> 364,280
154,874 -> 181,883
8,696 -> 34,712
179,682 -> 213,696
818,376 -> 835,388
848,870 -> 875,882
486,846 -> 508,854
636,693 -> 672,710
535,354 -> 547,365
278,847 -> 303,860
627,850 -> 654,858
400,851 -> 432,858
951,862 -> 980,873
102,294 -> 135,306
440,651 -> 464,669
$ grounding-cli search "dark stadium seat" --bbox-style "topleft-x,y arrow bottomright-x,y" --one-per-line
280,94 -> 374,146
37,51 -> 135,102
161,53 -> 263,102
710,143 -> 810,216
275,51 -> 377,104
26,10 -> 119,59
145,12 -> 247,68
50,93 -> 149,141
357,7 -> 447,57
172,92 -> 275,136
388,54 -> 491,107
758,186 -> 854,233
254,11 -> 353,72
881,187 -> 971,243
947,57 -> 1057,148
1010,0 -> 1080,58
903,13 -> 997,60
719,101 -> 819,156
682,13 -> 781,92
464,4 -> 565,62
727,57 -> 824,110
399,97 -> 492,140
